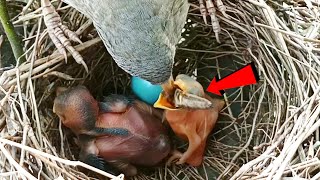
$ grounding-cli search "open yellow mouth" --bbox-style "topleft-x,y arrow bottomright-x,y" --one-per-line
153,74 -> 212,110
153,77 -> 188,110
153,92 -> 176,110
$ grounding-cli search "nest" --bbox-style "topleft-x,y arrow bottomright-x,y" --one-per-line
1,0 -> 320,179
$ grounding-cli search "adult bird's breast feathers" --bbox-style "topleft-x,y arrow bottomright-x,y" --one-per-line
62,0 -> 189,84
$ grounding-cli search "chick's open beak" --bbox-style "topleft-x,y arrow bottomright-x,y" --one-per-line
154,75 -> 176,110
153,74 -> 213,110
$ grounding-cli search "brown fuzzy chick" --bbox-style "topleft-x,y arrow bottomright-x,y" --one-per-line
154,74 -> 224,166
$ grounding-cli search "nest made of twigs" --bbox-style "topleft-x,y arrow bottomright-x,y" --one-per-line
1,0 -> 320,179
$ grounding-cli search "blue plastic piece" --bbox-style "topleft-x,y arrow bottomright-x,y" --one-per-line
131,77 -> 163,105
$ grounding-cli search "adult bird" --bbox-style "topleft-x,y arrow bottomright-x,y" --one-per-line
41,0 -> 227,84
42,0 -> 189,85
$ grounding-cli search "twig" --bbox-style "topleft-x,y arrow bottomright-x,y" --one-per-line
0,0 -> 25,65
0,138 -> 124,180
0,142 -> 37,180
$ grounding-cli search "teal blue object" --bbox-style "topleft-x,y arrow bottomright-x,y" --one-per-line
131,77 -> 163,105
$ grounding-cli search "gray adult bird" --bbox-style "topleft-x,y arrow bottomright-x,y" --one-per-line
43,0 -> 189,85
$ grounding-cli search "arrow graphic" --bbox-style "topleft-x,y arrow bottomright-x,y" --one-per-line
206,62 -> 259,96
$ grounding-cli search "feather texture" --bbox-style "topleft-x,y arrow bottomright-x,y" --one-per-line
62,0 -> 189,84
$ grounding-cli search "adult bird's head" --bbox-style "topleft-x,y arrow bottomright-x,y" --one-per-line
62,0 -> 190,84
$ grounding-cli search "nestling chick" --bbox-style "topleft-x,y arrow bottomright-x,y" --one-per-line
53,85 -> 171,176
154,74 -> 225,166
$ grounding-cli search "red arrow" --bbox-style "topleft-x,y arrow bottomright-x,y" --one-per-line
206,62 -> 259,96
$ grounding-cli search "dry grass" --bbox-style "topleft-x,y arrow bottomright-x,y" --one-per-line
1,0 -> 320,179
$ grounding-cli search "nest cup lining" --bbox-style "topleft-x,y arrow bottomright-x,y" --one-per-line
1,0 -> 320,179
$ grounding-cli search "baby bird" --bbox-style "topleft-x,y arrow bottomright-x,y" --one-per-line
53,85 -> 171,176
154,74 -> 224,166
